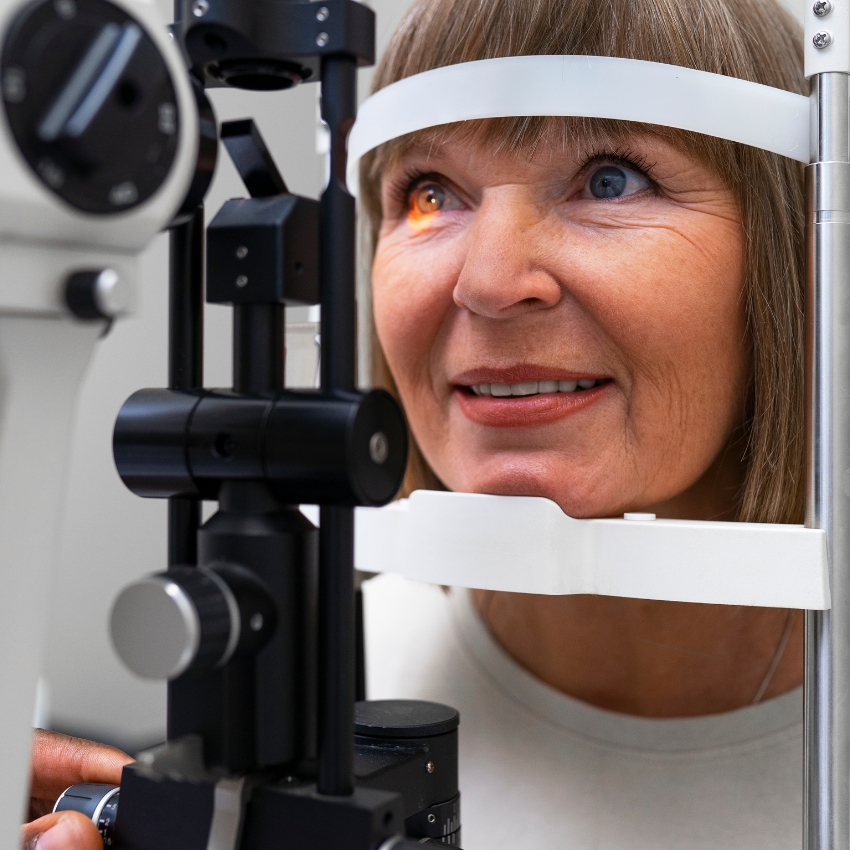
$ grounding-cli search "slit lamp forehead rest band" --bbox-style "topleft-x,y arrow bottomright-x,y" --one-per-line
345,55 -> 810,195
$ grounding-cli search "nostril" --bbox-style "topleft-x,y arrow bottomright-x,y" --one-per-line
454,267 -> 563,317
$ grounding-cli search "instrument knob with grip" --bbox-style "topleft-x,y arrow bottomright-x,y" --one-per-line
110,563 -> 275,680
54,783 -> 119,846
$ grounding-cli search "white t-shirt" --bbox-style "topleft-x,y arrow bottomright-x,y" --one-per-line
363,573 -> 802,850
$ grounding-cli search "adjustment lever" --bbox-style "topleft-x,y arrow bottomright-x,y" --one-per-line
221,118 -> 288,197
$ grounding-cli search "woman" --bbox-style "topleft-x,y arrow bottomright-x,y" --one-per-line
23,0 -> 808,846
359,0 -> 807,845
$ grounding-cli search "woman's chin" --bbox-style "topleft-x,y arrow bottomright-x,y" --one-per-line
439,467 -> 630,519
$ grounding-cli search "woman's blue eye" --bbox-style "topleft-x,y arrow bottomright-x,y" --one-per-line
587,165 -> 649,199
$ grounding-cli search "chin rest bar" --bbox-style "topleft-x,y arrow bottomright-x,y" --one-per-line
354,491 -> 829,609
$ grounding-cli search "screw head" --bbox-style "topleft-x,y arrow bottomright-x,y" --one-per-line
425,761 -> 435,774
54,0 -> 77,19
236,246 -> 249,259
427,814 -> 436,824
250,613 -> 264,632
813,29 -> 833,48
3,68 -> 26,104
236,275 -> 248,288
316,31 -> 330,47
814,0 -> 833,15
316,5 -> 330,21
369,432 -> 389,464
192,0 -> 209,17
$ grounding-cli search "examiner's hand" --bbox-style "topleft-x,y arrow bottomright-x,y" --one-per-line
22,729 -> 132,850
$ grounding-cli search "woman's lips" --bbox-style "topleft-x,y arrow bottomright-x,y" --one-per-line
453,381 -> 611,427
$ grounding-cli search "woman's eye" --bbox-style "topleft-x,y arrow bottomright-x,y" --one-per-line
409,182 -> 461,216
585,164 -> 651,200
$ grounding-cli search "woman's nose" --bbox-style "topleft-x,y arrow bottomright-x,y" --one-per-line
453,200 -> 563,318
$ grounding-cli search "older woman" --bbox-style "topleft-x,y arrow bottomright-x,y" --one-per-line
359,0 -> 808,846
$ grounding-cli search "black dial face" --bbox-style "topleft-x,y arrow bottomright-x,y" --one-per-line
1,0 -> 180,214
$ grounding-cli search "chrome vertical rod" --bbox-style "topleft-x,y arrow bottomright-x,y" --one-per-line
805,71 -> 850,850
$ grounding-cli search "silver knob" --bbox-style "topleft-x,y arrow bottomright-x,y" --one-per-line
110,567 -> 238,680
111,576 -> 201,679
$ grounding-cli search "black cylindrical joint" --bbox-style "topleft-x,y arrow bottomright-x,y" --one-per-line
264,389 -> 406,505
114,388 -> 407,505
113,388 -> 202,498
188,392 -> 270,488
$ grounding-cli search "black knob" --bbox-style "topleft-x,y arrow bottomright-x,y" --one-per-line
1,0 -> 180,213
65,268 -> 130,319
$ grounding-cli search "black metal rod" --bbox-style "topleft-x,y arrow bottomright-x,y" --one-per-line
317,54 -> 358,797
319,56 -> 357,393
318,506 -> 355,794
233,303 -> 285,394
355,587 -> 366,703
167,207 -> 204,567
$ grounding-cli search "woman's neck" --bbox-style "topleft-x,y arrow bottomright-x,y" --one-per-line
472,591 -> 803,717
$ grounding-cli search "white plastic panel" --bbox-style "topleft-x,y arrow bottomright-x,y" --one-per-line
0,317 -> 101,850
347,55 -> 810,192
355,491 -> 830,609
805,0 -> 850,77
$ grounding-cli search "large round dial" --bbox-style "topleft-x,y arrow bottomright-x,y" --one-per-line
1,0 -> 180,214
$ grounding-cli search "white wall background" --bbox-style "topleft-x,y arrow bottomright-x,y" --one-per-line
42,0 -> 805,750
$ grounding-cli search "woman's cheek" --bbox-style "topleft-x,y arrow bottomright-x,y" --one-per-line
373,236 -> 460,385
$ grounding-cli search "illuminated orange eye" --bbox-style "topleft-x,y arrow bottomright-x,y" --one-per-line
413,184 -> 446,215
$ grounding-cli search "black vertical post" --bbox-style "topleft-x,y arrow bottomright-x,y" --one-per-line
317,54 -> 357,797
233,303 -> 285,394
167,208 -> 204,568
355,587 -> 366,702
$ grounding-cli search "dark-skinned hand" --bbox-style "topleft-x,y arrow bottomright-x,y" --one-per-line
22,729 -> 132,850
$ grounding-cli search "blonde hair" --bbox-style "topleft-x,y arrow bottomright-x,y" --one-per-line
360,0 -> 807,524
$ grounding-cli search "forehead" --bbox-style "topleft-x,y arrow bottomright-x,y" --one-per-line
372,117 -> 709,182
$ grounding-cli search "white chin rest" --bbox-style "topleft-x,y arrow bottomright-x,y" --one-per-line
354,491 -> 829,609
347,55 -> 809,193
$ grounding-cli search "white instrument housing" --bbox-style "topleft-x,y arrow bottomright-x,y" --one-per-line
0,0 -> 200,846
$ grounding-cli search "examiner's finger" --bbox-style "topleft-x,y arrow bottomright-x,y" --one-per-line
30,729 -> 132,805
21,811 -> 103,850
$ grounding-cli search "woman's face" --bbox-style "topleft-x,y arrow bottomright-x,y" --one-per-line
372,132 -> 748,519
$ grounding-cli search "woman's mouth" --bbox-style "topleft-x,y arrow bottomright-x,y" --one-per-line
468,378 -> 605,397
453,375 -> 612,427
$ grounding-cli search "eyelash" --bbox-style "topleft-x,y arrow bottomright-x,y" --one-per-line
388,148 -> 659,212
388,168 -> 445,210
577,149 -> 658,191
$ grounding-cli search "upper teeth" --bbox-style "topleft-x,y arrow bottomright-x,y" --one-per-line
471,379 -> 601,397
